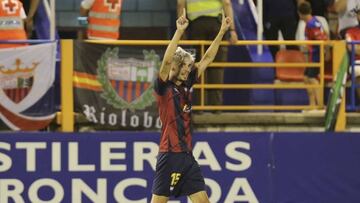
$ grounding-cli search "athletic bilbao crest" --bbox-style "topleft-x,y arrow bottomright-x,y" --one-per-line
97,48 -> 160,111
0,58 -> 37,103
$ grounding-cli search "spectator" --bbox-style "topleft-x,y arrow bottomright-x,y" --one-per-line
0,0 -> 27,48
298,1 -> 328,109
345,10 -> 360,101
263,0 -> 302,58
302,0 -> 337,39
80,0 -> 122,40
177,0 -> 238,111
334,0 -> 360,38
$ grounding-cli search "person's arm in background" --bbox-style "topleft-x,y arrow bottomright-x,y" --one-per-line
334,0 -> 347,13
80,0 -> 95,16
159,8 -> 189,81
78,0 -> 94,39
196,11 -> 231,77
222,0 -> 238,44
25,0 -> 40,38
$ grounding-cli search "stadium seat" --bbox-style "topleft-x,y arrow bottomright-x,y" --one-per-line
275,50 -> 306,81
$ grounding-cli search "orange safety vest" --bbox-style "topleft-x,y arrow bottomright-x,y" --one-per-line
88,0 -> 122,40
0,0 -> 27,48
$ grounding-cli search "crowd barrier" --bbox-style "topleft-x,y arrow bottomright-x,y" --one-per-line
0,40 -> 352,131
60,40 -> 348,132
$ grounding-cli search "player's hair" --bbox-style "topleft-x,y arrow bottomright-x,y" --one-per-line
173,47 -> 195,68
298,1 -> 312,15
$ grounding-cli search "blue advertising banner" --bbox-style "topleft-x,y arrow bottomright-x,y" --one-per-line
272,133 -> 360,203
0,132 -> 360,203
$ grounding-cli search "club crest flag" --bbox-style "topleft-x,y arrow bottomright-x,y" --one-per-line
0,43 -> 57,130
74,41 -> 164,130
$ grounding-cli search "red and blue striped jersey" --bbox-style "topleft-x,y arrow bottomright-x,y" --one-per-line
305,17 -> 328,63
154,69 -> 198,153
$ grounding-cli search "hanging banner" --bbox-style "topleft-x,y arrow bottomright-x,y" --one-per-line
74,41 -> 164,130
0,43 -> 57,130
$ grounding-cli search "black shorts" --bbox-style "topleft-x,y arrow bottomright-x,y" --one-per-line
151,152 -> 205,197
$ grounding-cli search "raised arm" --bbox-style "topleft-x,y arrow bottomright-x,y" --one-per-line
222,0 -> 238,44
177,0 -> 186,18
159,8 -> 189,81
195,11 -> 230,77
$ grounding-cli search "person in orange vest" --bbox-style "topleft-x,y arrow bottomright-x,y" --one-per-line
0,0 -> 28,48
80,0 -> 122,40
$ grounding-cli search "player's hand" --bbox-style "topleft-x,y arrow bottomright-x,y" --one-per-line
176,8 -> 189,31
220,10 -> 231,33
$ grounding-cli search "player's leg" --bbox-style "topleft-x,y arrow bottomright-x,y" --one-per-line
151,153 -> 171,203
188,190 -> 210,203
151,194 -> 169,203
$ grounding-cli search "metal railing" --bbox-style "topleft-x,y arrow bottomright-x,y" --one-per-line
85,39 -> 325,111
0,39 -> 347,132
59,39 -> 347,132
